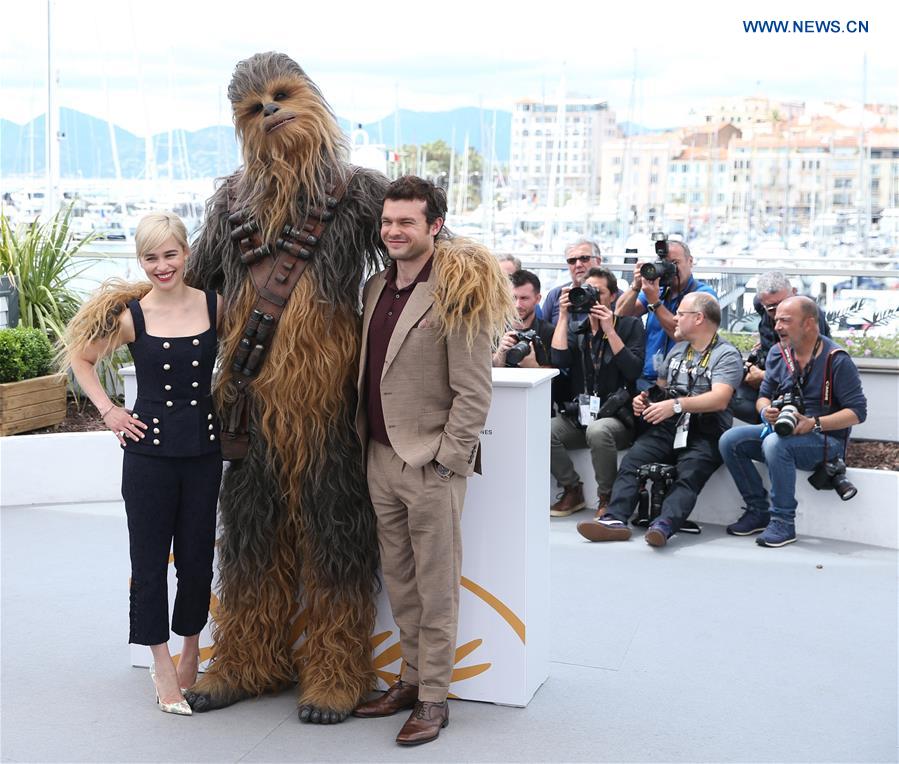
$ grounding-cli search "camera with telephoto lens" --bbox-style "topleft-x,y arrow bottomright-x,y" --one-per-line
639,232 -> 678,286
770,391 -> 805,436
567,283 -> 599,312
808,457 -> 858,501
505,329 -> 541,367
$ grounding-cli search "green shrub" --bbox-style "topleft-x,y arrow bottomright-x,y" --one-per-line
0,327 -> 54,383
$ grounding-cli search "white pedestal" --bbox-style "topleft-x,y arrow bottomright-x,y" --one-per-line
129,367 -> 556,707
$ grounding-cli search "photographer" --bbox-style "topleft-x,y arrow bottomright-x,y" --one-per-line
578,293 -> 743,547
615,237 -> 717,392
492,270 -> 555,369
542,239 -> 603,328
548,268 -> 645,517
732,271 -> 831,423
719,296 -> 866,548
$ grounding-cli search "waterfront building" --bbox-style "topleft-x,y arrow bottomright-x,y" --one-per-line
509,97 -> 618,208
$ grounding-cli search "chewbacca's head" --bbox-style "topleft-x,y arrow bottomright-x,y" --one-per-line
228,52 -> 347,234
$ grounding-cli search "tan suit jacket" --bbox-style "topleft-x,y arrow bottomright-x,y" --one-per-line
355,264 -> 492,476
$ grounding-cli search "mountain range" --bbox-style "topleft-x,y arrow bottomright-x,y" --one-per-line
1,107 -> 514,180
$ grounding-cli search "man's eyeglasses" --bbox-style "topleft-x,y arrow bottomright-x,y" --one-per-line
762,301 -> 783,314
566,255 -> 593,265
675,310 -> 701,317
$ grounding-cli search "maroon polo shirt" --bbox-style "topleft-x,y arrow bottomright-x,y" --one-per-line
365,256 -> 434,446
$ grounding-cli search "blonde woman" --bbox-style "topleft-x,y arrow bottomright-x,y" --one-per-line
65,213 -> 223,715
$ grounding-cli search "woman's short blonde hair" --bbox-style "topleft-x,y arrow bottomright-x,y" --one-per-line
134,212 -> 189,259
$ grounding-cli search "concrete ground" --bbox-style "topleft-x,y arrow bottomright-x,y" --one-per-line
2,502 -> 897,763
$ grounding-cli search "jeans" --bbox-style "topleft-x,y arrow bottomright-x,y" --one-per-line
551,414 -> 634,495
718,424 -> 845,522
604,420 -> 723,531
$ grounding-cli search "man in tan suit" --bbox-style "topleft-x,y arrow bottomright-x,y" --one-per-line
352,176 -> 500,746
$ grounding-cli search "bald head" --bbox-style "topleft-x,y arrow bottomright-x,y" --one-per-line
781,295 -> 819,321
774,296 -> 821,347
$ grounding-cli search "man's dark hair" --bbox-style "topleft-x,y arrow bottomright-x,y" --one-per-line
585,266 -> 618,296
383,175 -> 448,227
509,269 -> 541,294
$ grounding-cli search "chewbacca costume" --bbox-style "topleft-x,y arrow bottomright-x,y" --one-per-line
184,52 -> 388,723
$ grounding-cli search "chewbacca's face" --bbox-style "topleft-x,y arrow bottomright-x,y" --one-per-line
234,75 -> 321,157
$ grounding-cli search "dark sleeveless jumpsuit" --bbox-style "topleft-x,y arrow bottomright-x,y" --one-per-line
121,290 -> 222,645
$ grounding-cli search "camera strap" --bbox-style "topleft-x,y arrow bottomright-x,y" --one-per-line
777,337 -> 821,391
672,333 -> 719,395
819,347 -> 850,459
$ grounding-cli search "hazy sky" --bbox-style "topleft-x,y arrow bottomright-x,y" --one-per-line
1,0 -> 896,136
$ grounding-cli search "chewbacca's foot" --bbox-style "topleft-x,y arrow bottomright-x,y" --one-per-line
298,704 -> 350,724
183,673 -> 251,713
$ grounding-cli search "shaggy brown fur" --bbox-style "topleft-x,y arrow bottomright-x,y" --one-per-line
184,52 -> 386,723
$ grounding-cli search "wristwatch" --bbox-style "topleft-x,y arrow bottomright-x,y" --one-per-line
813,416 -> 823,434
647,301 -> 662,313
672,398 -> 683,414
434,462 -> 454,480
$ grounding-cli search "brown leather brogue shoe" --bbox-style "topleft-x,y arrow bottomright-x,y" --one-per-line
550,483 -> 586,517
395,700 -> 449,746
352,680 -> 418,718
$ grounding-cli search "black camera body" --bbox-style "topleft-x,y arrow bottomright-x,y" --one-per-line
645,384 -> 676,405
640,232 -> 678,286
743,347 -> 765,380
808,457 -> 858,501
596,387 -> 632,419
568,283 -> 598,312
505,329 -> 541,367
770,390 -> 805,436
637,463 -> 677,482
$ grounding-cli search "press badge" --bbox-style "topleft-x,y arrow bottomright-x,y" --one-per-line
578,394 -> 593,426
589,395 -> 601,415
673,413 -> 691,450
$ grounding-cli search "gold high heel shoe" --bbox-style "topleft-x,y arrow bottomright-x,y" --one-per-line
149,663 -> 192,716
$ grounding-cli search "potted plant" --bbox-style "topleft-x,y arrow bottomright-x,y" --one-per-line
0,326 -> 66,435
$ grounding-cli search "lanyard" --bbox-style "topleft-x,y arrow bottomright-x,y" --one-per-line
778,337 -> 821,390
672,333 -> 719,394
585,317 -> 617,397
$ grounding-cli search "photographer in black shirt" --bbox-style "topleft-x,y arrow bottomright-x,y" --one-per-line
548,267 -> 645,517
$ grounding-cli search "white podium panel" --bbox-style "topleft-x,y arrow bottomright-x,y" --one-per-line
130,368 -> 556,707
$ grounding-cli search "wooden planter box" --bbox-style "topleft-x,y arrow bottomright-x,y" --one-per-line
0,373 -> 67,436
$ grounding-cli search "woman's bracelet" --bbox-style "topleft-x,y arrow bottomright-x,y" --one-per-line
99,402 -> 115,418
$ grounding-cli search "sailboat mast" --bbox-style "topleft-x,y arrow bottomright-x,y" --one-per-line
45,0 -> 60,218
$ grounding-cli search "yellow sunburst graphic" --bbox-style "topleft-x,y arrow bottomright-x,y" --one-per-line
169,572 -> 524,691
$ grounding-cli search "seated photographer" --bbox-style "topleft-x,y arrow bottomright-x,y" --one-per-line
578,292 -> 743,547
615,237 -> 717,392
492,269 -> 555,369
733,271 -> 831,423
719,296 -> 866,548
548,268 -> 645,517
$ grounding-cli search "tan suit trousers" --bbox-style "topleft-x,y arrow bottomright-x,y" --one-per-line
367,439 -> 467,703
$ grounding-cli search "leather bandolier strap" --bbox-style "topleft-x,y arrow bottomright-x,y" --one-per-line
219,168 -> 358,460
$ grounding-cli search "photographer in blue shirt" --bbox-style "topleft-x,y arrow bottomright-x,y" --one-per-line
615,238 -> 717,391
719,296 -> 867,547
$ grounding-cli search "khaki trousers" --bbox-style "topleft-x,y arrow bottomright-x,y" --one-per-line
367,440 -> 467,703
